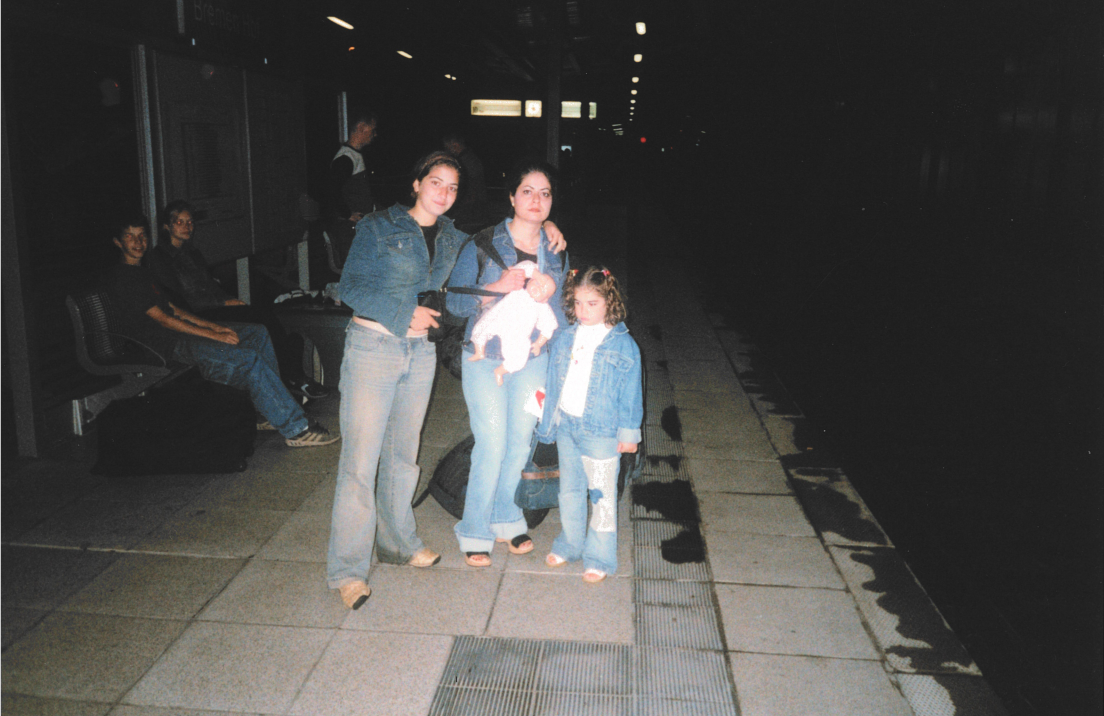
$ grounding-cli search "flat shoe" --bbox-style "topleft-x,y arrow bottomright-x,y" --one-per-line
408,547 -> 441,568
338,581 -> 371,609
496,534 -> 534,555
583,569 -> 607,584
545,553 -> 567,568
465,551 -> 492,567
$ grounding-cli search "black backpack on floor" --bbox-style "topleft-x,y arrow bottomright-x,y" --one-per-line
92,377 -> 256,476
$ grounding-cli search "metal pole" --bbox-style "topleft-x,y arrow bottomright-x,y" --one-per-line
545,2 -> 562,167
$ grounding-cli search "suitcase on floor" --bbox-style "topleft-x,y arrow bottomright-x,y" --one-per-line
92,378 -> 256,476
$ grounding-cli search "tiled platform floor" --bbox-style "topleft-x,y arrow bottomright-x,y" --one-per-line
2,209 -> 1010,715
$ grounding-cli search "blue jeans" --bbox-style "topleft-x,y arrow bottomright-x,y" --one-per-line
552,415 -> 620,574
172,323 -> 308,439
327,324 -> 436,587
455,350 -> 547,553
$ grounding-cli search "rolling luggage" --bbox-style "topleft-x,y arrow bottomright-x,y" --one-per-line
92,378 -> 256,476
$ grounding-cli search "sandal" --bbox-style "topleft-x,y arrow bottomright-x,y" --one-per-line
496,534 -> 534,555
464,551 -> 492,567
545,553 -> 567,568
583,569 -> 607,584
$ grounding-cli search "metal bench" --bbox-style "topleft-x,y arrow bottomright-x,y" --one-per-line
66,289 -> 192,435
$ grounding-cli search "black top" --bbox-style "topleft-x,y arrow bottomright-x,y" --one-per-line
327,152 -> 375,220
422,223 -> 440,262
145,242 -> 229,312
103,263 -> 178,358
515,247 -> 538,264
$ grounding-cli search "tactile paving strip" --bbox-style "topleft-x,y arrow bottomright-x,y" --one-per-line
634,647 -> 733,703
631,479 -> 699,520
534,641 -> 633,694
439,635 -> 542,690
636,604 -> 725,650
636,699 -> 738,716
428,639 -> 737,716
636,457 -> 690,483
634,546 -> 712,581
634,580 -> 715,608
531,692 -> 633,715
428,686 -> 533,715
642,425 -> 683,457
633,519 -> 691,547
829,546 -> 980,675
896,674 -> 1010,716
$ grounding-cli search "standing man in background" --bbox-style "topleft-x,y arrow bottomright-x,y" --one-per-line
443,131 -> 489,233
324,112 -> 378,269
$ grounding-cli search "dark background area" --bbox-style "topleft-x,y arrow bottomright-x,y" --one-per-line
3,1 -> 1102,713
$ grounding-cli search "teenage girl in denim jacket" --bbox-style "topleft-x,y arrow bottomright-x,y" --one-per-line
445,160 -> 569,567
327,151 -> 467,610
537,266 -> 644,583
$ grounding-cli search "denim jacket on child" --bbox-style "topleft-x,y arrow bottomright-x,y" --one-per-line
444,218 -> 568,361
339,204 -> 468,337
536,321 -> 644,446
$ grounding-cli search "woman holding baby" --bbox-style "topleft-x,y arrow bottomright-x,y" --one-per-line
445,159 -> 570,566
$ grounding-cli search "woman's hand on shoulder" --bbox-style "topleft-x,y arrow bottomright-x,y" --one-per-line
410,306 -> 441,331
543,221 -> 567,253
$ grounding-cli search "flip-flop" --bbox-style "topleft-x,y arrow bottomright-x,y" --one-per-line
545,553 -> 567,568
583,569 -> 607,584
497,534 -> 534,555
464,551 -> 492,567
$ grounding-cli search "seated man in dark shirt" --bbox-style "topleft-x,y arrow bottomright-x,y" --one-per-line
145,199 -> 329,400
104,214 -> 338,448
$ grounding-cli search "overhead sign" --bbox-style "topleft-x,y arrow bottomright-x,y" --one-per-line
471,99 -> 523,117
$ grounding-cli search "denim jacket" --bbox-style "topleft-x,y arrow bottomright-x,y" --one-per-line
444,218 -> 569,360
339,204 -> 468,337
536,322 -> 644,446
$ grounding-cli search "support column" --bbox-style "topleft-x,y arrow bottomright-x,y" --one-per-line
544,2 -> 562,168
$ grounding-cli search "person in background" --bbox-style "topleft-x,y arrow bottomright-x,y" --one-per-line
145,199 -> 329,401
443,131 -> 488,232
104,214 -> 337,447
324,112 -> 379,267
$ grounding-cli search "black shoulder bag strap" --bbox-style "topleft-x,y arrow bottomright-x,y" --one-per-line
437,226 -> 509,300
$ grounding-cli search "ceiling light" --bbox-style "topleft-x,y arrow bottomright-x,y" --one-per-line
632,77 -> 639,83
327,16 -> 354,30
631,90 -> 637,95
630,99 -> 636,104
445,74 -> 452,78
636,22 -> 646,35
633,54 -> 642,63
397,51 -> 413,59
348,47 -> 355,52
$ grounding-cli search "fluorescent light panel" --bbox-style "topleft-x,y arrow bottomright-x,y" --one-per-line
327,16 -> 353,29
471,100 -> 523,117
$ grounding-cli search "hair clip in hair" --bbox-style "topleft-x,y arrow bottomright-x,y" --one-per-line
601,269 -> 610,277
569,269 -> 578,278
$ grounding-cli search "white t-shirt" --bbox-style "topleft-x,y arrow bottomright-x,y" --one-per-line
559,323 -> 612,417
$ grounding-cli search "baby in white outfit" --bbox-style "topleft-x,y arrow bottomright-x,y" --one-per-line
469,261 -> 558,385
